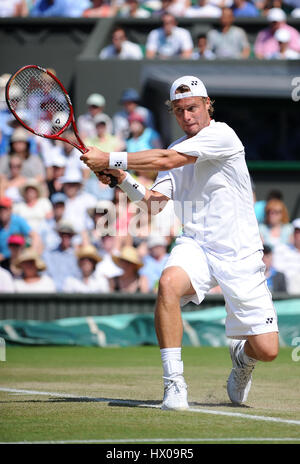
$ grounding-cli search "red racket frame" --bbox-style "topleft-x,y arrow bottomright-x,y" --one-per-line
5,64 -> 88,154
6,64 -> 118,187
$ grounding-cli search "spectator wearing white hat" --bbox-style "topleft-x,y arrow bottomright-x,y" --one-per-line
273,218 -> 300,295
99,26 -> 144,60
56,129 -> 90,180
254,7 -> 300,58
269,28 -> 300,59
77,93 -> 113,139
60,170 -> 97,234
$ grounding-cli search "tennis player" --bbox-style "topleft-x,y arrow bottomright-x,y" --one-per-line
80,76 -> 279,410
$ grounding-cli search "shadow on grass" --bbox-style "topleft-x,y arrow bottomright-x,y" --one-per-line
0,396 -> 250,409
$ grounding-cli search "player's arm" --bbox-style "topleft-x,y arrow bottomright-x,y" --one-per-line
98,169 -> 170,215
80,147 -> 197,173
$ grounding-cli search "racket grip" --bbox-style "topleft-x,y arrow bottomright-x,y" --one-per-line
98,171 -> 119,188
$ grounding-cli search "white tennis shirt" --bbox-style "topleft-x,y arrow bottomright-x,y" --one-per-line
151,120 -> 263,260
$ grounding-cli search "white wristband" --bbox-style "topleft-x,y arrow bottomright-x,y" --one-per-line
119,172 -> 146,202
109,152 -> 128,170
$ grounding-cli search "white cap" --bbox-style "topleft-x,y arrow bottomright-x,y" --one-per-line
170,75 -> 208,101
86,93 -> 106,107
274,28 -> 291,43
292,218 -> 300,230
291,8 -> 300,18
267,8 -> 286,23
147,236 -> 168,248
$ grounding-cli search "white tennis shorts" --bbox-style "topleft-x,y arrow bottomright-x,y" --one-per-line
164,236 -> 278,339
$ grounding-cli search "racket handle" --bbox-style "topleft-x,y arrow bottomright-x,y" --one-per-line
98,171 -> 119,188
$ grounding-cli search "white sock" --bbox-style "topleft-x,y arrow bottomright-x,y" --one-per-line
238,341 -> 257,366
160,348 -> 183,383
160,347 -> 181,363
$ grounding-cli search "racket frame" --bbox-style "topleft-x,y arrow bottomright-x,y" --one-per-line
5,64 -> 88,154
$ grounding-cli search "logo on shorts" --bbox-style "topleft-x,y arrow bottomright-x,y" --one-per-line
266,317 -> 273,324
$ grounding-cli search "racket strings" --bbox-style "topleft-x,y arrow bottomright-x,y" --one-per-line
8,67 -> 71,136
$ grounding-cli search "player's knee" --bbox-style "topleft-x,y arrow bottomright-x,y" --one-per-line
259,346 -> 278,362
158,270 -> 180,299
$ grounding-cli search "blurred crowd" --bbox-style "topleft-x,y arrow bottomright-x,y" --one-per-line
1,1 -> 300,60
0,69 -> 299,296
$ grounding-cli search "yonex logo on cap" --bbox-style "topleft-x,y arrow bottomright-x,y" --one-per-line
170,75 -> 208,101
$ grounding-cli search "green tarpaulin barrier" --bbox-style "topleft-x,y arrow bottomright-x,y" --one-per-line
1,300 -> 300,347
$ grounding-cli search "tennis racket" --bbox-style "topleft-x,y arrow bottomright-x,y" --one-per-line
5,64 -> 118,187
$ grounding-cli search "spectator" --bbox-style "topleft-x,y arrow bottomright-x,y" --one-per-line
38,192 -> 72,251
84,114 -> 124,201
269,28 -> 300,58
60,170 -> 96,234
0,266 -> 14,293
145,13 -> 194,59
118,0 -> 151,17
0,196 -> 41,263
56,130 -> 90,179
30,0 -> 90,17
0,128 -> 45,182
253,188 -> 284,224
85,114 -> 124,153
46,149 -> 66,198
140,236 -> 170,291
63,244 -> 109,293
126,113 -> 162,152
259,198 -> 293,247
186,0 -> 222,17
192,33 -> 216,60
43,220 -> 81,291
113,88 -> 156,140
0,0 -> 28,17
99,26 -> 144,60
0,154 -> 27,203
77,93 -> 113,139
0,234 -> 26,278
14,247 -> 56,293
232,0 -> 260,17
110,245 -> 148,292
207,7 -> 251,58
95,234 -> 123,280
273,218 -> 300,295
85,199 -> 116,246
82,0 -> 117,17
13,179 -> 53,231
254,8 -> 300,58
262,244 -> 287,292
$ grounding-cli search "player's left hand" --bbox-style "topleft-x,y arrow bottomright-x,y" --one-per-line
80,146 -> 108,172
96,169 -> 126,186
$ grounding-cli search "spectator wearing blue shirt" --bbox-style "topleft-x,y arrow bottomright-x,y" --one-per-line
30,0 -> 91,17
232,0 -> 260,17
262,245 -> 287,293
42,220 -> 81,291
140,236 -> 169,292
0,196 -> 41,261
126,113 -> 162,153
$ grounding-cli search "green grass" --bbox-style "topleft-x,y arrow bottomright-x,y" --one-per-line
0,346 -> 300,444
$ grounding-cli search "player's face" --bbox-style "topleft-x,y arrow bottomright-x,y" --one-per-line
172,96 -> 211,137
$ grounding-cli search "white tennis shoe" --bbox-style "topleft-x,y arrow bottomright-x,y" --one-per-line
161,376 -> 189,411
227,340 -> 255,405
